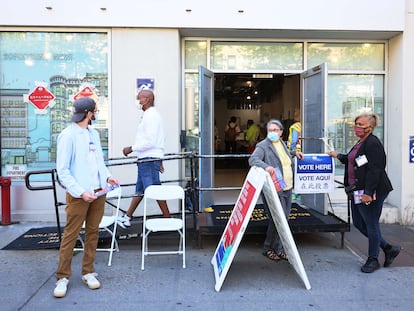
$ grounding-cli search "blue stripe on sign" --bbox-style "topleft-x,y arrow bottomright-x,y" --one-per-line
297,155 -> 333,173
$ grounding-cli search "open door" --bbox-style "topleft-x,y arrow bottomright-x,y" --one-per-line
198,66 -> 215,211
300,63 -> 328,214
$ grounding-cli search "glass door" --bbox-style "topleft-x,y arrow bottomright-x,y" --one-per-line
300,63 -> 328,214
198,66 -> 215,211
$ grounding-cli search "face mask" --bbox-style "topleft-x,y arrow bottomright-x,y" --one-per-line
136,100 -> 142,110
354,126 -> 368,137
267,132 -> 279,142
90,113 -> 98,126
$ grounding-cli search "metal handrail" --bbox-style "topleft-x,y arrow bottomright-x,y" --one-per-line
23,152 -> 198,245
24,169 -> 65,243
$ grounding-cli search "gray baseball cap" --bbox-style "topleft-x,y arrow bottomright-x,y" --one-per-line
72,97 -> 96,122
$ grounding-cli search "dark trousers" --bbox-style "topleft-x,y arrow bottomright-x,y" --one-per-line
225,140 -> 237,153
351,193 -> 389,258
263,189 -> 292,253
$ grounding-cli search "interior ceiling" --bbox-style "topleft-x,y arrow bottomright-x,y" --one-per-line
214,73 -> 285,103
179,28 -> 401,40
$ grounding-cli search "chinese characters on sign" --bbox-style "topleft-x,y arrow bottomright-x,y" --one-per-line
25,85 -> 56,113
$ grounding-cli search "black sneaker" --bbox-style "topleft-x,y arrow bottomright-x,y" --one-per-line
384,245 -> 401,267
361,257 -> 380,273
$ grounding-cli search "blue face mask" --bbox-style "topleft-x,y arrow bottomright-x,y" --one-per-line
267,132 -> 280,142
90,113 -> 98,126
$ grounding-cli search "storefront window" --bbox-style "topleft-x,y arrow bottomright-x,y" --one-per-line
0,31 -> 108,180
184,39 -> 386,177
327,74 -> 384,174
211,41 -> 303,71
185,41 -> 207,70
308,43 -> 385,70
184,73 -> 199,176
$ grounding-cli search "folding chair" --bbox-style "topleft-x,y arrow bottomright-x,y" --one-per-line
75,185 -> 122,266
141,185 -> 186,270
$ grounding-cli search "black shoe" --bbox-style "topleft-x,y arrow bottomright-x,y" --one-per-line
384,245 -> 401,267
361,257 -> 380,273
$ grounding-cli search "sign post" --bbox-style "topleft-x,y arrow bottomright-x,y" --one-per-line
211,166 -> 311,291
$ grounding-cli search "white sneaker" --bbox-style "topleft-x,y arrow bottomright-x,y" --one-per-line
117,214 -> 131,229
82,272 -> 101,290
54,278 -> 69,298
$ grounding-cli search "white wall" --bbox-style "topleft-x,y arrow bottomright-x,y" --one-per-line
108,28 -> 182,217
1,0 -> 404,31
397,0 -> 414,224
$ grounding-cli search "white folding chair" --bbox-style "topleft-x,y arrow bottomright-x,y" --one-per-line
141,185 -> 186,270
75,185 -> 122,266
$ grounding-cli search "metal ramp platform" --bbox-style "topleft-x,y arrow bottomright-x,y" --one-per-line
196,203 -> 350,247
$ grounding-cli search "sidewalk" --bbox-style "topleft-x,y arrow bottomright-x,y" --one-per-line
1,221 -> 414,311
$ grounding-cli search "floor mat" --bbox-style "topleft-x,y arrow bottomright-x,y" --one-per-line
199,203 -> 349,235
2,226 -> 112,250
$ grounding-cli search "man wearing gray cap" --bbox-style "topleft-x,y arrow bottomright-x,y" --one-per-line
54,97 -> 119,298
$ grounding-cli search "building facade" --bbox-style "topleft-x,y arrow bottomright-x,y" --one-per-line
1,0 -> 413,224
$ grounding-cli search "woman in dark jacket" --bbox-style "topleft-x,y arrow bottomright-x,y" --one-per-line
328,112 -> 400,273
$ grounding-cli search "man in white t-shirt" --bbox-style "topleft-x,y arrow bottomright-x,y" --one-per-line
118,88 -> 170,228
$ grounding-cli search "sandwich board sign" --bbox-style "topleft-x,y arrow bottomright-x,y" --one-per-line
211,166 -> 311,292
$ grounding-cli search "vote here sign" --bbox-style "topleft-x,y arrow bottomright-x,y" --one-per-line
294,154 -> 335,194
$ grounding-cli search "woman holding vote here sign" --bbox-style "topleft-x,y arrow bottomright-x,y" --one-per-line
327,112 -> 400,273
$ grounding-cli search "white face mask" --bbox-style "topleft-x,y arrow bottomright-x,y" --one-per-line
135,100 -> 142,110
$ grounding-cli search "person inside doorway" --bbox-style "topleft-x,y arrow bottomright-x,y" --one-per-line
288,108 -> 301,152
245,119 -> 261,153
224,116 -> 241,154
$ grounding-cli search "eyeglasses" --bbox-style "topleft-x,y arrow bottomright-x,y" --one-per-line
268,128 -> 282,132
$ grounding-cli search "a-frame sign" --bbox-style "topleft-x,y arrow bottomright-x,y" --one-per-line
211,166 -> 311,291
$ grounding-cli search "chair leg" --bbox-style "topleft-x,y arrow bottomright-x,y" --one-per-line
141,230 -> 146,270
108,232 -> 118,266
182,234 -> 186,269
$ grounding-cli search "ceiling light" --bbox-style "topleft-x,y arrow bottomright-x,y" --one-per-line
252,74 -> 273,79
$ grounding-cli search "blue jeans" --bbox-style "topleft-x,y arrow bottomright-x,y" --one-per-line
263,189 -> 292,253
135,158 -> 161,195
351,193 -> 389,258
